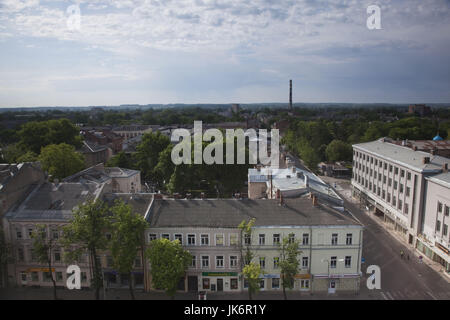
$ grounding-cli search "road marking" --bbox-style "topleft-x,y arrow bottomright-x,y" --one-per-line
385,291 -> 394,300
427,291 -> 438,300
380,291 -> 389,300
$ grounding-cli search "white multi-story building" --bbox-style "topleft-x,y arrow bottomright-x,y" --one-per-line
352,138 -> 450,276
145,196 -> 363,294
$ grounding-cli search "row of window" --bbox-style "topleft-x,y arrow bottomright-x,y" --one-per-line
149,233 -> 239,246
15,226 -> 60,241
248,233 -> 353,246
354,173 -> 411,196
436,202 -> 449,237
354,151 -> 412,181
21,270 -> 88,283
192,255 -> 239,269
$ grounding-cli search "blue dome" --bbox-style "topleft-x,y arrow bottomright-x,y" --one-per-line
433,135 -> 443,141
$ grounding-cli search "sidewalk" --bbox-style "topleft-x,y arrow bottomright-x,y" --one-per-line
324,176 -> 450,283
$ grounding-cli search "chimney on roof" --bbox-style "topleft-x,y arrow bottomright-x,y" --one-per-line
423,157 -> 430,164
289,80 -> 293,110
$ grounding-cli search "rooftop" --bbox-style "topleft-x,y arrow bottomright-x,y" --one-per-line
353,138 -> 450,173
147,197 -> 360,228
103,193 -> 153,217
6,182 -> 102,221
426,171 -> 450,189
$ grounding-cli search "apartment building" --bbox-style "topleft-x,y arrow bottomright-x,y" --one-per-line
351,138 -> 450,276
145,196 -> 363,294
420,172 -> 450,273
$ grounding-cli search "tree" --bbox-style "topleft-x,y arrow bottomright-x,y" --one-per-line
39,143 -> 85,180
109,200 -> 148,300
106,151 -> 134,169
135,131 -> 171,181
18,118 -> 82,154
145,238 -> 191,299
278,234 -> 301,300
153,144 -> 175,188
61,199 -> 110,300
325,140 -> 352,163
238,218 -> 259,300
242,263 -> 263,300
31,225 -> 58,300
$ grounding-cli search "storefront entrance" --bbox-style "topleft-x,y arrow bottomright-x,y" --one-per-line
217,278 -> 223,292
188,276 -> 198,292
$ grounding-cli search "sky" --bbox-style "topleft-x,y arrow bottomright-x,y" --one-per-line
0,0 -> 449,107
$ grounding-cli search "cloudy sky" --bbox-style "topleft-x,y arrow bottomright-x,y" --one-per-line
0,0 -> 449,107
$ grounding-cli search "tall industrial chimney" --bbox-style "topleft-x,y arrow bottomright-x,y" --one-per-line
289,80 -> 292,110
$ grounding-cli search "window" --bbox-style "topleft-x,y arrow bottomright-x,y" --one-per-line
387,193 -> 391,203
259,234 -> 265,245
187,234 -> 196,246
438,202 -> 443,212
436,220 -> 441,232
81,272 -> 87,283
191,255 -> 196,268
161,234 -> 170,240
51,229 -> 59,240
16,228 -> 22,240
202,278 -> 210,289
300,280 -> 310,289
444,224 -> 448,237
388,178 -> 392,187
17,248 -> 24,262
259,279 -> 265,289
174,234 -> 183,244
401,169 -> 405,178
31,272 -> 39,282
201,256 -> 209,268
331,233 -> 338,245
383,175 -> 386,184
149,234 -> 157,242
406,187 -> 410,197
445,206 -> 450,217
345,256 -> 352,268
230,278 -> 238,290
302,257 -> 309,269
54,251 -> 61,262
259,257 -> 266,269
56,272 -> 63,282
27,228 -> 34,239
272,278 -> 280,289
201,234 -> 209,246
105,233 -> 112,241
302,233 -> 309,245
43,272 -> 52,282
230,234 -> 238,246
395,167 -> 398,175
394,181 -> 398,190
273,234 -> 280,245
399,184 -> 404,193
389,165 -> 392,173
330,257 -> 337,268
273,257 -> 280,269
215,234 -> 224,246
346,233 -> 353,245
230,256 -> 238,268
404,203 -> 409,215
382,190 -> 385,199
288,233 -> 295,244
393,196 -> 397,206
244,234 -> 251,245
216,256 -> 224,268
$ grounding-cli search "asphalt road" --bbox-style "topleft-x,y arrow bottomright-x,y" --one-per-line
336,181 -> 450,300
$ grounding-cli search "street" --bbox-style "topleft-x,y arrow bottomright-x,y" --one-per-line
323,176 -> 450,300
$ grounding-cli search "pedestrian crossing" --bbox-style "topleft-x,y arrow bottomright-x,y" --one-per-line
379,290 -> 450,300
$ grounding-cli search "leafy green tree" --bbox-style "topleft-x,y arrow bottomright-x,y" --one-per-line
16,151 -> 38,163
106,151 -> 134,169
18,119 -> 82,154
109,200 -> 148,300
38,143 -> 85,180
61,199 -> 110,300
278,234 -> 301,300
238,218 -> 260,300
153,144 -> 175,188
242,262 -> 263,300
31,225 -> 59,300
325,140 -> 352,162
146,238 -> 191,299
135,132 -> 171,181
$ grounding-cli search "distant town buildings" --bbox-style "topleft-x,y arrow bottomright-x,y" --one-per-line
408,104 -> 432,117
351,137 -> 450,275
